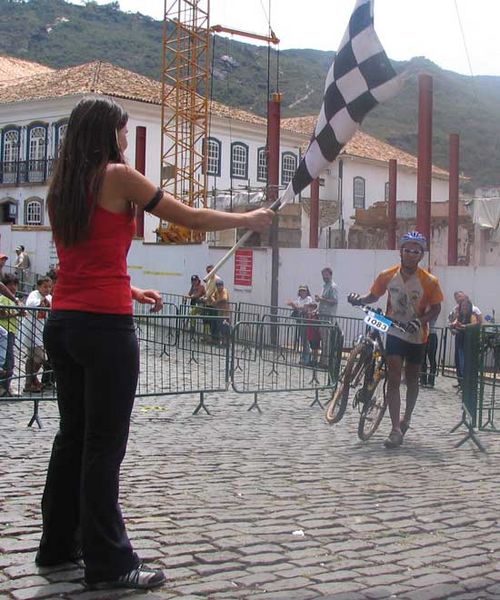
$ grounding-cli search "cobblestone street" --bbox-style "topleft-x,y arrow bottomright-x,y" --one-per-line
1,377 -> 499,599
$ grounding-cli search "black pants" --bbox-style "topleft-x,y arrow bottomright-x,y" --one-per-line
38,311 -> 140,583
421,332 -> 438,386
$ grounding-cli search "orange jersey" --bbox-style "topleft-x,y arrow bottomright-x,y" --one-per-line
370,265 -> 444,344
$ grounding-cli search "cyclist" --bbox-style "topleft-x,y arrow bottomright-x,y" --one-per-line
348,231 -> 444,448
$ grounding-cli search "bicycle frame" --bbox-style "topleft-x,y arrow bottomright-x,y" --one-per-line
350,304 -> 405,408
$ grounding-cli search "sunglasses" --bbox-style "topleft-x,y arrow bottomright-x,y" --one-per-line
402,248 -> 423,255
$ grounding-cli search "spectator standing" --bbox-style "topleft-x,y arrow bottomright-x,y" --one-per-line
315,267 -> 338,367
420,317 -> 438,388
448,291 -> 482,324
448,291 -> 482,388
206,279 -> 230,344
203,263 -> 222,300
287,285 -> 313,317
23,276 -> 52,393
185,275 -> 206,333
450,298 -> 479,388
185,275 -> 205,308
0,273 -> 23,396
0,254 -> 18,303
287,285 -> 313,353
302,302 -> 321,366
14,245 -> 31,282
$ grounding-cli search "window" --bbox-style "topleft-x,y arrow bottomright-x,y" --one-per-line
230,142 -> 248,179
384,181 -> 390,202
281,152 -> 297,186
27,123 -> 48,183
25,198 -> 43,226
2,129 -> 19,163
353,176 -> 366,209
205,137 -> 221,176
54,121 -> 68,156
1,127 -> 20,184
257,147 -> 267,182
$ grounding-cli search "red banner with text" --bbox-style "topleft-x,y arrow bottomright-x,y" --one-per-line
234,249 -> 253,287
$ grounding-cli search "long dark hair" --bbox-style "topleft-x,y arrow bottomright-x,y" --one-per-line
458,299 -> 474,324
47,96 -> 128,246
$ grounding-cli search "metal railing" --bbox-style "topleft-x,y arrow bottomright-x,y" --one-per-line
1,304 -> 344,426
0,159 -> 55,185
476,325 -> 500,431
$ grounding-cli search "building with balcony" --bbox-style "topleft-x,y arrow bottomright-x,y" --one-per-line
0,54 -> 453,274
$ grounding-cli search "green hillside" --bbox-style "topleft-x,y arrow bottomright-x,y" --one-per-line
1,0 -> 499,189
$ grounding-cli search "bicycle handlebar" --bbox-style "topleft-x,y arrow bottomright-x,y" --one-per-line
352,302 -> 408,333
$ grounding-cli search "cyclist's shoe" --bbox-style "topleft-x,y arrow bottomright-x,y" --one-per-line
384,428 -> 403,449
400,419 -> 411,436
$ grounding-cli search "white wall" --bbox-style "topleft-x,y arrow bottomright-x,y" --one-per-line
0,224 -> 54,274
0,228 -> 497,324
127,243 -> 499,326
341,157 -> 449,227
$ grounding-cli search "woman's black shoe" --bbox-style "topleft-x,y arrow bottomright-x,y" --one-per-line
85,563 -> 166,590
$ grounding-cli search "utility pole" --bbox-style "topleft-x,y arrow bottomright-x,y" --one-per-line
267,92 -> 281,308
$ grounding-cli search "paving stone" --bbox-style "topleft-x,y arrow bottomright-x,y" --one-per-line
310,580 -> 365,595
405,573 -> 461,588
250,590 -> 319,600
172,579 -> 237,595
11,581 -> 84,599
401,583 -> 467,600
364,584 -> 414,598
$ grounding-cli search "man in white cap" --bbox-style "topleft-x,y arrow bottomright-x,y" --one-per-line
14,245 -> 31,285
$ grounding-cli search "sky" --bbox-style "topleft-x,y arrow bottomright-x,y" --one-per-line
85,0 -> 500,77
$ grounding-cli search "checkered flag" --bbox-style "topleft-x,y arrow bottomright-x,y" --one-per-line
204,0 -> 402,280
291,0 -> 402,196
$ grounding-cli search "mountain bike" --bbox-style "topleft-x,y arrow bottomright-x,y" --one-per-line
325,304 -> 407,440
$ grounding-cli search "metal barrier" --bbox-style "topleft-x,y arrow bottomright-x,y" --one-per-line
135,314 -> 230,410
439,326 -> 458,379
231,318 -> 342,411
450,323 -> 494,451
334,315 -> 365,350
238,301 -> 293,321
476,325 -> 500,432
2,307 -> 343,426
0,306 -> 56,427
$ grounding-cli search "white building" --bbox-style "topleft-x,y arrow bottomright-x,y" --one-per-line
0,55 -> 451,274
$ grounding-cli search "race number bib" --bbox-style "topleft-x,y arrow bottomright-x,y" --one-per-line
364,310 -> 392,333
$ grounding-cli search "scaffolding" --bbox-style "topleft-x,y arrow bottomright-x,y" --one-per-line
159,0 -> 210,243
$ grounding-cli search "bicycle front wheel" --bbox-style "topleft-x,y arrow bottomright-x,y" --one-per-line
325,343 -> 370,424
357,376 -> 387,441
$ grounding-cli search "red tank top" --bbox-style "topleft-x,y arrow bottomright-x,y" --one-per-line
52,204 -> 136,314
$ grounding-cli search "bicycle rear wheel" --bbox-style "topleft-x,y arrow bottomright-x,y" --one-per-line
325,343 -> 369,424
357,375 -> 387,441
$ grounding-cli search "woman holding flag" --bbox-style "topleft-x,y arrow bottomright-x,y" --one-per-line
36,96 -> 272,590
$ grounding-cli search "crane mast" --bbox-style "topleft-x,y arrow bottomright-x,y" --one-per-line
159,0 -> 210,243
159,1 -> 279,244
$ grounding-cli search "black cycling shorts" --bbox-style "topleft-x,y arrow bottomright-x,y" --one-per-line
386,334 -> 426,365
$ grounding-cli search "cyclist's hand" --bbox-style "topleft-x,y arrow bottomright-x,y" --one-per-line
348,292 -> 362,306
406,318 -> 422,334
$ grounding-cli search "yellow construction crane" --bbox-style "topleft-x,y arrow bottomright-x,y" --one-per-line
158,0 -> 279,244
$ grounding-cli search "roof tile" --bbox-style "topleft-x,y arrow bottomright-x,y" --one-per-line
281,115 -> 448,177
0,54 -> 53,84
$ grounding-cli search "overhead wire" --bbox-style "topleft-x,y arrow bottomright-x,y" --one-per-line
453,0 -> 475,79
